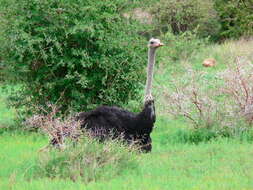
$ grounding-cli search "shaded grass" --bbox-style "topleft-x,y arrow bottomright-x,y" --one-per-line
0,85 -> 17,128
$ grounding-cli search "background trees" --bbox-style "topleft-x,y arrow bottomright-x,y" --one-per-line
0,0 -> 146,114
0,0 -> 252,115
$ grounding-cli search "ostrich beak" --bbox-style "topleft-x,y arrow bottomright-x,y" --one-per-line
154,43 -> 164,47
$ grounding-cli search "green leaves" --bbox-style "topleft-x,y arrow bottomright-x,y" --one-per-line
214,0 -> 253,39
0,0 -> 146,114
151,0 -> 220,39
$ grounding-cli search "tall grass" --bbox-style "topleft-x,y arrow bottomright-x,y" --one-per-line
30,137 -> 139,183
188,38 -> 253,71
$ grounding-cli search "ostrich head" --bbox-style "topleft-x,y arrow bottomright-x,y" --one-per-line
144,38 -> 164,102
148,38 -> 164,49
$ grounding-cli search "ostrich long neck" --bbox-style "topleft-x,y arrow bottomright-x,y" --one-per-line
145,47 -> 156,99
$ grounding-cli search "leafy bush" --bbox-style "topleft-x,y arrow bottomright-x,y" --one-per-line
150,0 -> 220,39
0,0 -> 146,114
214,0 -> 253,39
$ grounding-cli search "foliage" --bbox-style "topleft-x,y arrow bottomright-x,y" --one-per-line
0,0 -> 6,82
150,0 -> 220,39
149,0 -> 252,40
214,0 -> 253,39
0,0 -> 146,114
0,85 -> 17,129
162,31 -> 208,61
30,137 -> 138,183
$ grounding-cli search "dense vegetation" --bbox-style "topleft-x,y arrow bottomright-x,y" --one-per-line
151,0 -> 220,39
0,0 -> 146,114
214,0 -> 253,39
0,0 -> 253,189
1,0 -> 252,114
150,0 -> 253,40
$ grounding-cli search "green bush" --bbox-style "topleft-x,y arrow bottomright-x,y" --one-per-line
214,0 -> 253,39
150,0 -> 220,39
0,0 -> 146,114
29,137 -> 138,183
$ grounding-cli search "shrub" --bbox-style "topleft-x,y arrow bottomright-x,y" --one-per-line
0,0 -> 146,114
165,69 -> 226,130
150,0 -> 220,39
29,137 -> 138,183
24,103 -> 139,183
214,0 -> 253,39
24,103 -> 81,146
164,59 -> 253,137
221,57 -> 253,125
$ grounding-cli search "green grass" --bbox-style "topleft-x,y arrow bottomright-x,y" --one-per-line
1,39 -> 253,189
1,133 -> 253,190
0,85 -> 17,128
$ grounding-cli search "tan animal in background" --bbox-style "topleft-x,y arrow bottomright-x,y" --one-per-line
203,58 -> 216,67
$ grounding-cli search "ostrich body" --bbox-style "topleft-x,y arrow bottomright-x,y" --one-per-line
75,38 -> 163,152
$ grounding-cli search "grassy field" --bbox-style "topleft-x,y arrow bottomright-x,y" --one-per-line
1,133 -> 253,190
1,39 -> 253,190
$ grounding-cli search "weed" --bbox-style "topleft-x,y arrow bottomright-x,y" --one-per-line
221,57 -> 253,124
28,137 -> 139,183
163,56 -> 253,137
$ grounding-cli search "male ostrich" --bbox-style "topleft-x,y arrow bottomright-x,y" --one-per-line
49,38 -> 163,151
76,38 -> 164,152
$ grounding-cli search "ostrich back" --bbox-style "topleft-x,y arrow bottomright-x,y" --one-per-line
77,106 -> 137,134
76,100 -> 156,152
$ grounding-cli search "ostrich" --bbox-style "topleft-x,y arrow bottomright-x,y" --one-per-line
75,38 -> 164,152
49,38 -> 163,152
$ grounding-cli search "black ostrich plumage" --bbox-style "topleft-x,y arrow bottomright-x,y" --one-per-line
76,100 -> 156,152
